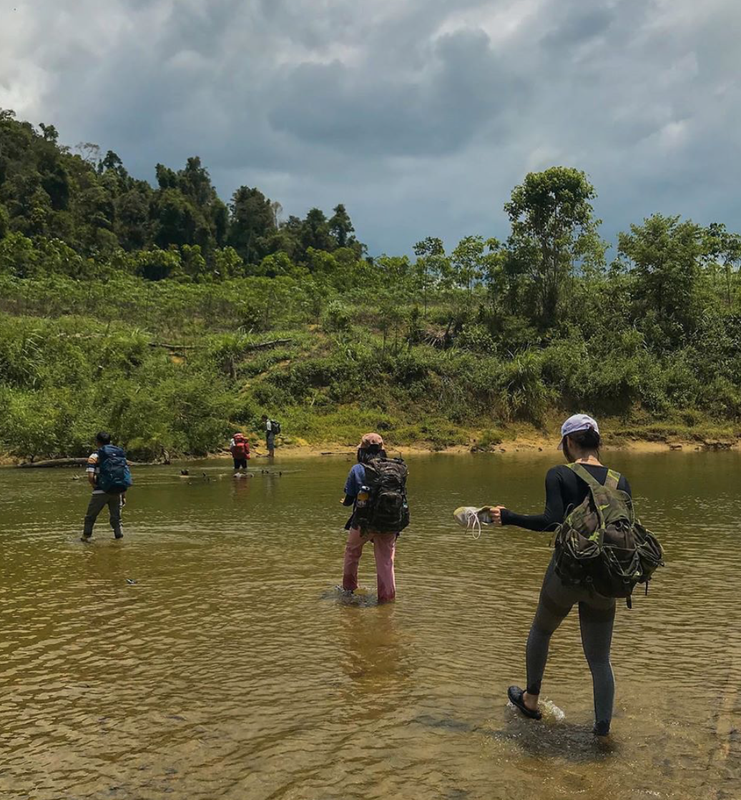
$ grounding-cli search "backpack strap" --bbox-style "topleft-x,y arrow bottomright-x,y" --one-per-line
605,469 -> 621,490
569,462 -> 602,489
569,463 -> 621,491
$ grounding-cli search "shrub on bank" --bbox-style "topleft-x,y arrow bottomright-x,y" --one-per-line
1,269 -> 741,460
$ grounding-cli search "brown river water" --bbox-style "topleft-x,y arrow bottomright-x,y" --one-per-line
0,452 -> 739,799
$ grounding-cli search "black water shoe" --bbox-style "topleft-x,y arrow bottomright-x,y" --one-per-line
593,720 -> 611,737
507,686 -> 542,720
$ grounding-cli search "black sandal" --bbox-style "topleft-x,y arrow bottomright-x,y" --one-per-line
508,685 -> 542,720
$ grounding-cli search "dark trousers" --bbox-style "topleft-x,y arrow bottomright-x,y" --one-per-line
526,559 -> 616,728
83,493 -> 123,537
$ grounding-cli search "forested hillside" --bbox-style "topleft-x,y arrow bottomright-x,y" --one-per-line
1,109 -> 740,460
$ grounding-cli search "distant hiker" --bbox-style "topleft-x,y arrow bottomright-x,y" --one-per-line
485,414 -> 662,737
261,415 -> 280,458
339,433 -> 410,603
81,432 -> 133,542
229,432 -> 250,471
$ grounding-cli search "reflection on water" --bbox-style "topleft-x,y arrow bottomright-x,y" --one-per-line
0,452 -> 740,799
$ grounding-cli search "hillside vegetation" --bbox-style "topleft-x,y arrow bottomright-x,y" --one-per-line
1,109 -> 741,461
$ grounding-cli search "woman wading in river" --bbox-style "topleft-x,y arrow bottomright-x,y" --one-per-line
339,433 -> 409,603
488,414 -> 631,737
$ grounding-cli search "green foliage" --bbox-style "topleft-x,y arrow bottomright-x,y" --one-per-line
0,203 -> 9,238
474,428 -> 505,451
0,111 -> 367,275
227,186 -> 277,264
618,214 -> 707,347
450,235 -> 499,292
329,203 -> 360,253
504,166 -> 606,328
322,300 -> 352,334
2,112 -> 741,458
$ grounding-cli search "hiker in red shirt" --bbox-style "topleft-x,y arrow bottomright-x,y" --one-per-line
229,433 -> 250,472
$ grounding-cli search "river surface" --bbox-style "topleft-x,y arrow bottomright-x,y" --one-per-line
0,451 -> 739,800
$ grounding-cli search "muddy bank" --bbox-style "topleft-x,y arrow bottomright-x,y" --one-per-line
232,434 -> 741,460
4,431 -> 739,468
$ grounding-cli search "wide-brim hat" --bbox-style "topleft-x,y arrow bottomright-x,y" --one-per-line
358,432 -> 384,449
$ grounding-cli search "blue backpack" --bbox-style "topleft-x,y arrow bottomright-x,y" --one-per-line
97,445 -> 133,494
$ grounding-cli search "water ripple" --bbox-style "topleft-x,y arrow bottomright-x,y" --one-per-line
0,453 -> 739,799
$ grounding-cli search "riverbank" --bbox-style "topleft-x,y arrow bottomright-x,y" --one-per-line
3,269 -> 741,467
5,423 -> 739,467
232,425 -> 741,461
252,440 -> 741,460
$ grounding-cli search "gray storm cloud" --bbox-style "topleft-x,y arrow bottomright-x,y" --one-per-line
1,0 -> 740,254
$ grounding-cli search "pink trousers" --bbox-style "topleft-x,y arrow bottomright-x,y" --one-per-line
342,527 -> 397,603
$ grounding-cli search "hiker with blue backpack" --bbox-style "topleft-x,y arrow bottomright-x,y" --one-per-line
81,432 -> 133,542
483,414 -> 662,737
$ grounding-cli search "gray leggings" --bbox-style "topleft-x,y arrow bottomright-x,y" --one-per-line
526,559 -> 616,727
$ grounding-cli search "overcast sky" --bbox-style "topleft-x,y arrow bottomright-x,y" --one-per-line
1,0 -> 739,255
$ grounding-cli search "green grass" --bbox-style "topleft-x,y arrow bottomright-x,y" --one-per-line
2,273 -> 741,461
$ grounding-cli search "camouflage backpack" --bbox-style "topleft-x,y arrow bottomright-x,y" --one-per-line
552,464 -> 664,606
355,457 -> 410,534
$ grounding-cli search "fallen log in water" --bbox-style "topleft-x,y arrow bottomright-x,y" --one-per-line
18,458 -> 89,469
18,458 -> 153,468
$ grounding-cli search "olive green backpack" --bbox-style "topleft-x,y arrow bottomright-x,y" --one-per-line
552,464 -> 664,607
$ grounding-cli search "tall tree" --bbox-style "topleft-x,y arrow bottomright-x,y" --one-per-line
704,222 -> 741,307
450,236 -> 500,293
301,208 -> 333,255
178,157 -> 215,207
413,236 -> 449,313
151,188 -> 197,249
504,166 -> 605,327
227,186 -> 277,264
329,204 -> 354,248
100,150 -> 129,180
618,214 -> 706,343
115,188 -> 151,250
155,164 -> 178,190
150,158 -> 223,258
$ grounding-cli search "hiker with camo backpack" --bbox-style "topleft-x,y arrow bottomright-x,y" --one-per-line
339,433 -> 410,603
81,432 -> 133,542
486,414 -> 662,737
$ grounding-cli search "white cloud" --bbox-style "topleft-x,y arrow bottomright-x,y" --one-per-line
436,0 -> 546,45
1,0 -> 740,253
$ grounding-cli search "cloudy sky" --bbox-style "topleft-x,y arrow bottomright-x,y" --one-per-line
1,0 -> 739,255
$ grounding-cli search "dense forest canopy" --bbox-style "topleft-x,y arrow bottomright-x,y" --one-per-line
1,109 -> 741,460
0,109 -> 366,277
